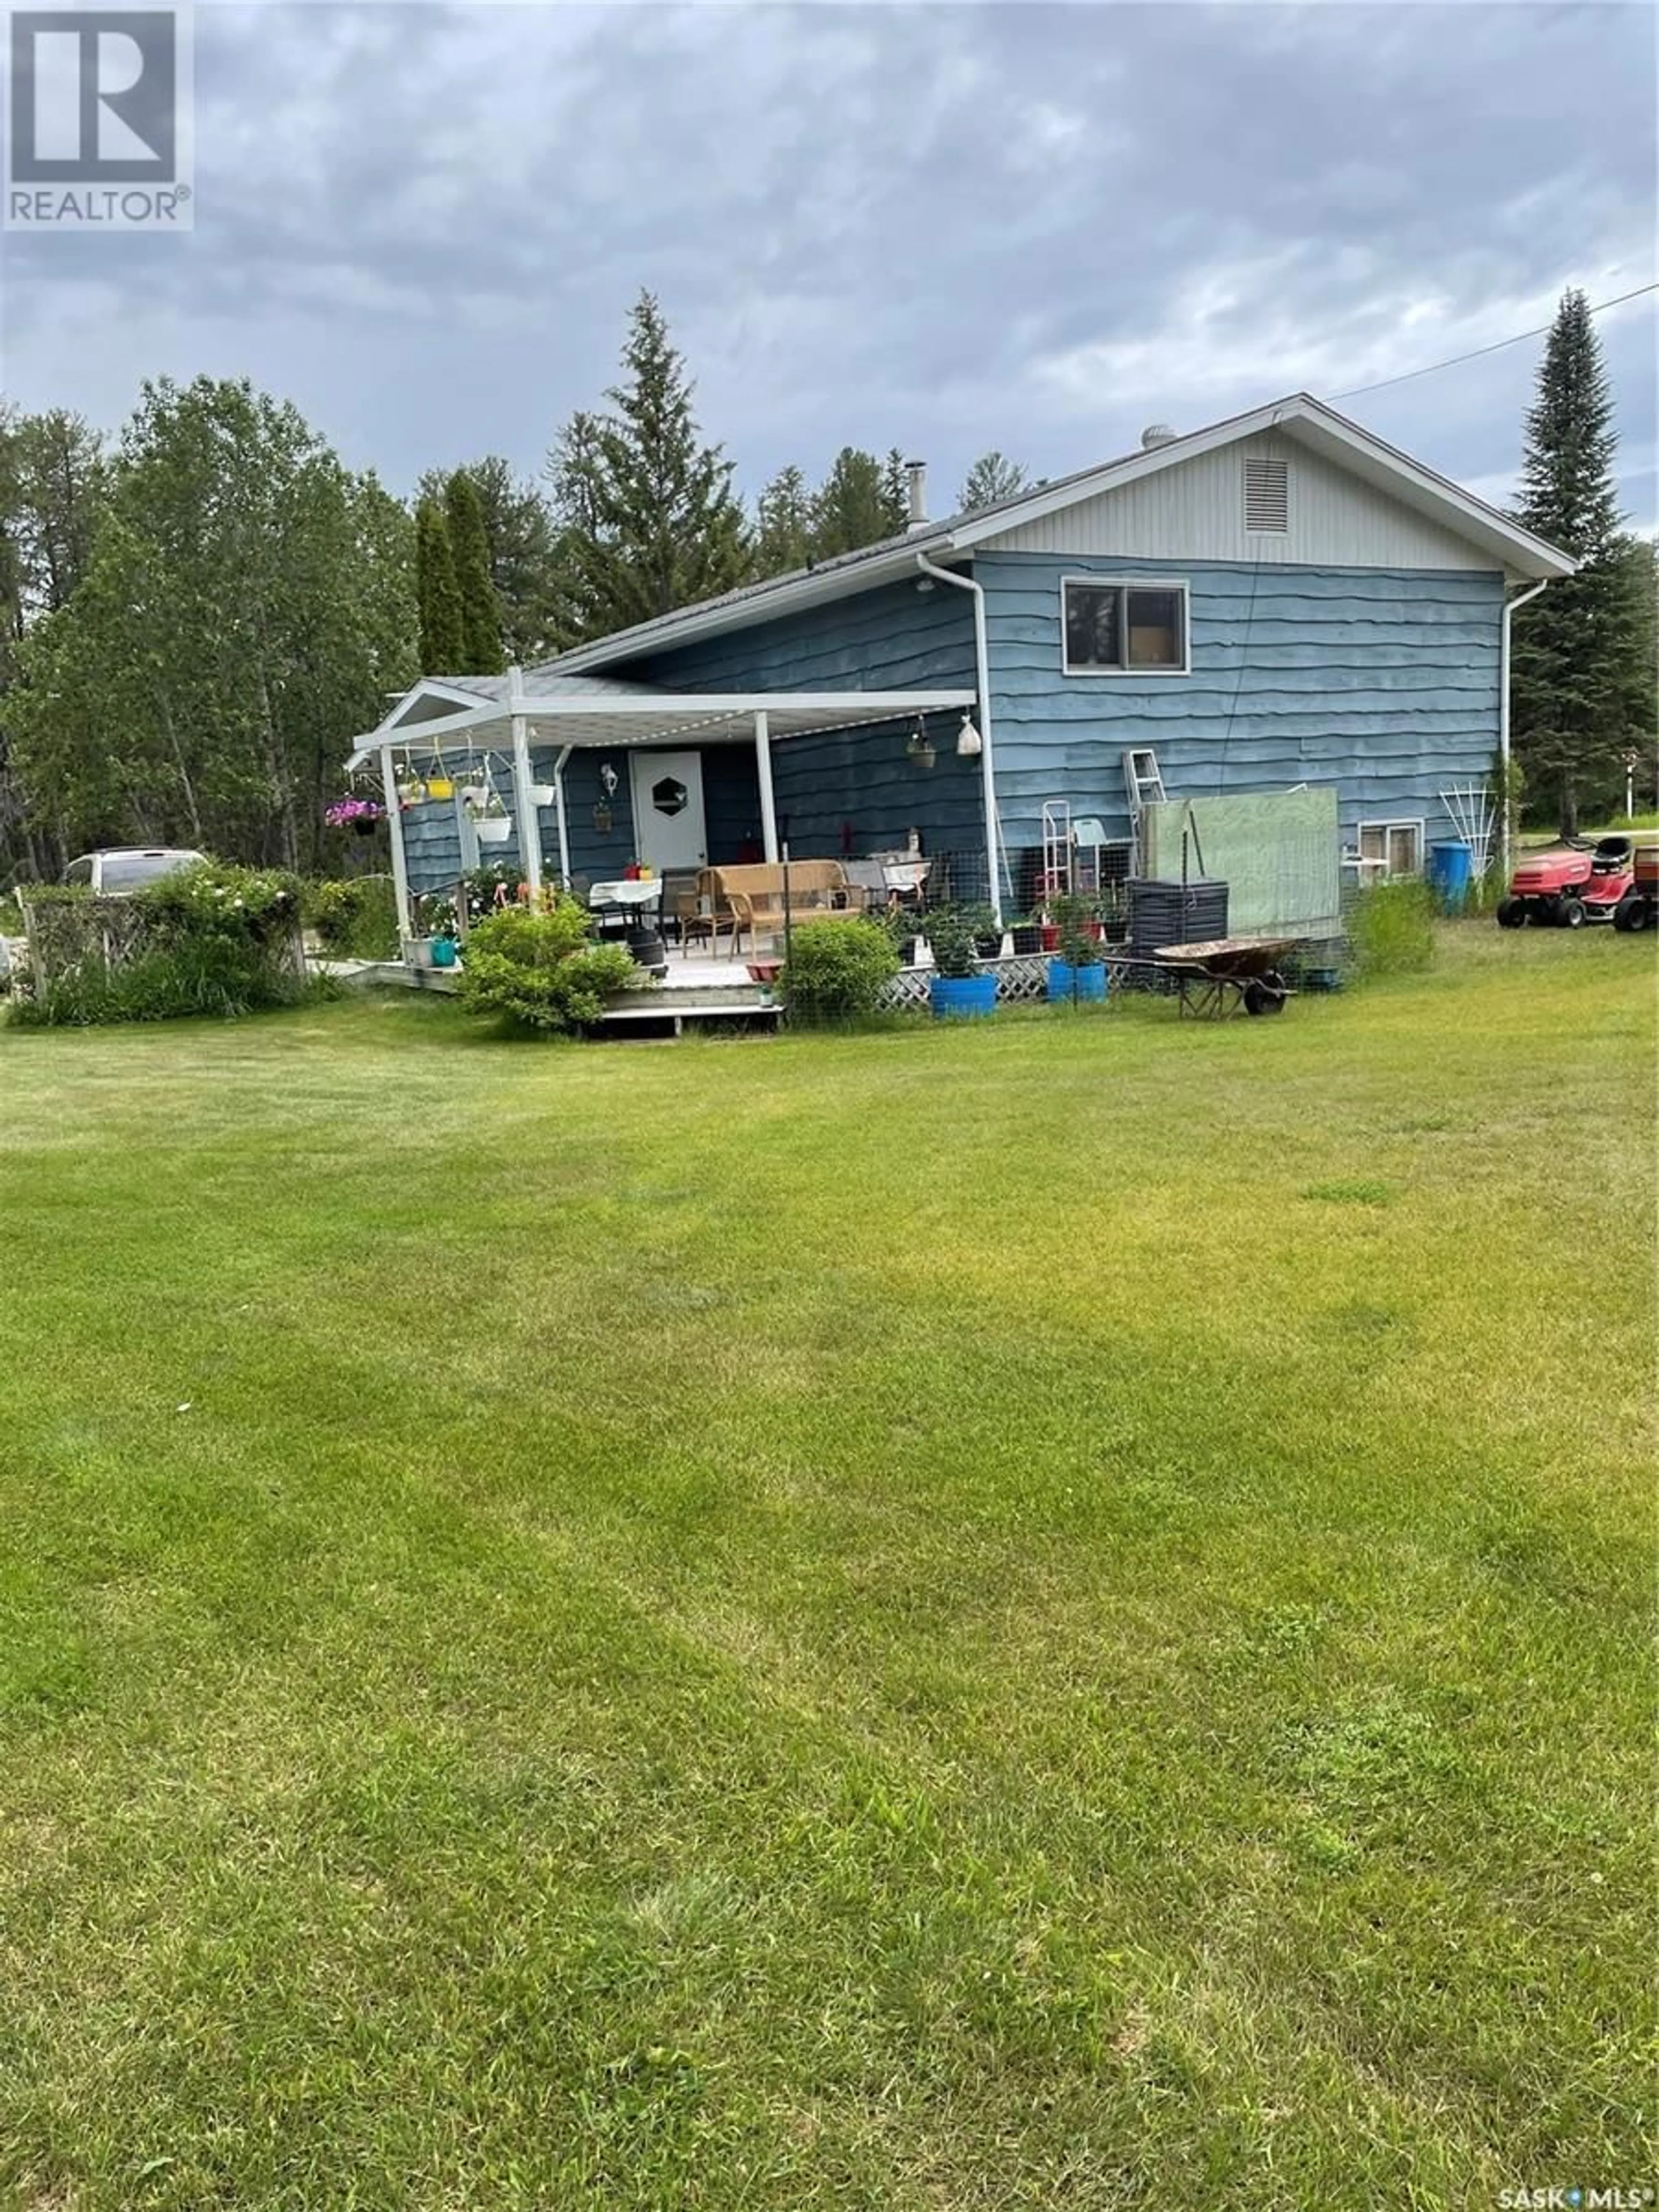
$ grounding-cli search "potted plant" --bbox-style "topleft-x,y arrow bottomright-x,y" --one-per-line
423,896 -> 461,968
1046,893 -> 1108,1004
884,906 -> 927,965
1009,913 -> 1044,957
466,778 -> 515,846
325,796 -> 385,837
960,902 -> 1005,960
926,909 -> 997,1019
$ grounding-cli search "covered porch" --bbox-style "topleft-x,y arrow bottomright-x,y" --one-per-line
344,669 -> 990,945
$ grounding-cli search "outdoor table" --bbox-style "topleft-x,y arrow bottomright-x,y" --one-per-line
588,878 -> 667,975
588,878 -> 663,911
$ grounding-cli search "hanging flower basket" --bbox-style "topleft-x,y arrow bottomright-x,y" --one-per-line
427,775 -> 454,800
528,782 -> 556,808
325,796 -> 385,833
474,814 -> 513,846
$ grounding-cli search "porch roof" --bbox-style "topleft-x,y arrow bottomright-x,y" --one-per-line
346,675 -> 976,772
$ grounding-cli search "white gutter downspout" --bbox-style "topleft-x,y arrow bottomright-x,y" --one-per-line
914,552 -> 1004,922
1500,579 -> 1550,884
551,744 -> 573,888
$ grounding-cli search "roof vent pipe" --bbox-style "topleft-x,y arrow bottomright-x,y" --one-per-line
1141,423 -> 1177,449
906,460 -> 928,531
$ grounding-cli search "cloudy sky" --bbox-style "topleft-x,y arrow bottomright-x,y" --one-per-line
2,0 -> 1654,529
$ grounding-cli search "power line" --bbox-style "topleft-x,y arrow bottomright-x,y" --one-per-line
1331,281 -> 1658,400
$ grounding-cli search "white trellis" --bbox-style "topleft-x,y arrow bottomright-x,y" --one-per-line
1440,784 -> 1497,880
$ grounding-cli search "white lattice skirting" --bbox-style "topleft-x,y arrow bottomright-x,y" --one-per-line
880,957 -> 1053,1010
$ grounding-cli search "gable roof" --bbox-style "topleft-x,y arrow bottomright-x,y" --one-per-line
546,392 -> 1573,674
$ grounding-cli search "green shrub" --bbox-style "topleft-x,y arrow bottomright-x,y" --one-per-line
456,898 -> 640,1033
10,862 -> 306,1026
303,875 -> 399,959
779,917 -> 899,1018
1348,879 -> 1437,979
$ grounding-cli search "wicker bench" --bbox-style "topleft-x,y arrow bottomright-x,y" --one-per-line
704,861 -> 867,945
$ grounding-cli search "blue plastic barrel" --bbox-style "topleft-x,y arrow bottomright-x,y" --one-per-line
1047,958 -> 1109,1003
929,973 -> 998,1020
1427,839 -> 1474,912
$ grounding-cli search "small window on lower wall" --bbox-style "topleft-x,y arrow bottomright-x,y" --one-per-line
1062,578 -> 1189,674
1357,820 -> 1424,878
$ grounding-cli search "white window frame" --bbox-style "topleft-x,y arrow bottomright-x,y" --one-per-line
1060,574 -> 1192,679
1356,819 -> 1425,879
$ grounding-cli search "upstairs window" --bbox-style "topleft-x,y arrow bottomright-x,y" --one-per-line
1244,455 -> 1289,533
1062,579 -> 1189,675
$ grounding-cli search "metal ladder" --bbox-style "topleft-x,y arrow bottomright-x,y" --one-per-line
1040,800 -> 1073,899
1122,748 -> 1166,875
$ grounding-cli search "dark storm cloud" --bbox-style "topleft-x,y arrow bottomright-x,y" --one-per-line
1,2 -> 1652,522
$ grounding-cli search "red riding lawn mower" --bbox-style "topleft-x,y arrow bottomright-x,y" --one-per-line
1496,836 -> 1653,932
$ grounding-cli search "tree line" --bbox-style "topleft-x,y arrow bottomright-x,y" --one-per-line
0,285 -> 1650,882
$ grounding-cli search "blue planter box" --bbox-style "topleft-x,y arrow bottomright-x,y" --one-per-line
930,973 -> 998,1020
1046,958 -> 1108,1003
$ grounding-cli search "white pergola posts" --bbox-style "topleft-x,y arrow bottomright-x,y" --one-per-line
506,665 -> 542,895
753,709 -> 779,864
378,744 -> 414,944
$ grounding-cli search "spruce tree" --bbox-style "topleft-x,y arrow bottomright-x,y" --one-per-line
415,496 -> 464,674
545,292 -> 751,641
444,468 -> 504,673
756,464 -> 812,576
811,447 -> 896,559
1511,289 -> 1645,836
958,451 -> 1030,513
881,448 -> 910,534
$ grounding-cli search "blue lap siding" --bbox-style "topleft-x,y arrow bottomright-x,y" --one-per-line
976,553 -> 1503,850
398,553 -> 1503,899
628,578 -> 983,861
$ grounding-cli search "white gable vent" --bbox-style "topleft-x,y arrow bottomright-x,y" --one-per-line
1244,455 -> 1289,533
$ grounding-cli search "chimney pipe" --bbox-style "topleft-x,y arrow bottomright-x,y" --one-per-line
905,459 -> 928,531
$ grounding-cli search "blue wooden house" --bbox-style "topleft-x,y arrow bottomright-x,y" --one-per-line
349,393 -> 1570,935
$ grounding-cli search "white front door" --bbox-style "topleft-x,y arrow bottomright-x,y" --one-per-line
629,750 -> 708,873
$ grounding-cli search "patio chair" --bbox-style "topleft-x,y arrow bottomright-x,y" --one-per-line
675,872 -> 747,959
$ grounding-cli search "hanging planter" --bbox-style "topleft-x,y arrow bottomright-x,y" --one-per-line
528,782 -> 556,808
324,796 -> 385,833
464,756 -> 513,844
427,775 -> 454,801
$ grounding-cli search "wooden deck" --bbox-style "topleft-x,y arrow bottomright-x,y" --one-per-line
319,952 -> 783,1033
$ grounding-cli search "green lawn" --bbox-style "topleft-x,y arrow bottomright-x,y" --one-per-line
1,929 -> 1652,2211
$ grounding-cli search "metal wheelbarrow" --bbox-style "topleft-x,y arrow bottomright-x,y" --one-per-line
1152,936 -> 1302,1018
